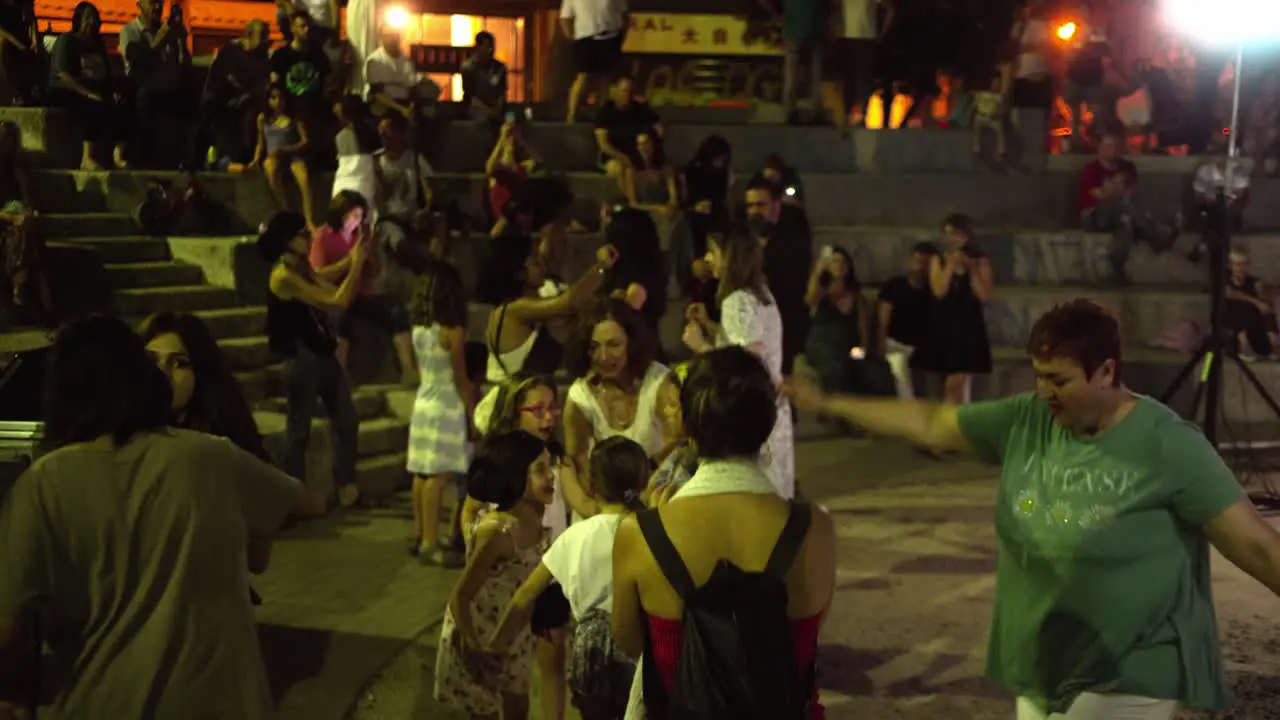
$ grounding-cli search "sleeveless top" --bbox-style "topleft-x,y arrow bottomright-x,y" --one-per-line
485,302 -> 563,382
263,117 -> 301,154
266,278 -> 337,357
566,362 -> 670,458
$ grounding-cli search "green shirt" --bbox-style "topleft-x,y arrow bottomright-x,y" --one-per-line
957,393 -> 1243,714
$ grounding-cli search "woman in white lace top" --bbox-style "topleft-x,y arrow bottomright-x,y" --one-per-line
681,226 -> 795,498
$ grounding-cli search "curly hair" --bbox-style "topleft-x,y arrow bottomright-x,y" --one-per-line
564,298 -> 658,382
408,260 -> 468,329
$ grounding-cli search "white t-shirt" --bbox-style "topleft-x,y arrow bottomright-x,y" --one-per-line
841,0 -> 879,40
1013,19 -> 1051,79
1193,160 -> 1251,197
364,46 -> 418,102
560,0 -> 628,40
541,513 -> 625,619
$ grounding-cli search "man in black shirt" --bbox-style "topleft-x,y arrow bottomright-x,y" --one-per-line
876,241 -> 936,398
593,73 -> 662,186
191,19 -> 270,168
745,178 -> 812,375
269,12 -> 330,114
461,31 -> 507,124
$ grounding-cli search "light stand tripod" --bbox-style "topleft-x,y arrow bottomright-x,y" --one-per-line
1157,45 -> 1280,510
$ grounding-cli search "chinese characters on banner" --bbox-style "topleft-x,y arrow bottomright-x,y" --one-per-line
622,13 -> 783,57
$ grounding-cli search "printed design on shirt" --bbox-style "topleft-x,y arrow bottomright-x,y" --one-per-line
286,60 -> 321,96
1010,452 -> 1141,534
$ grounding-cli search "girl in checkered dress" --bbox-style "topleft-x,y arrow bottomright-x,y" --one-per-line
407,262 -> 475,566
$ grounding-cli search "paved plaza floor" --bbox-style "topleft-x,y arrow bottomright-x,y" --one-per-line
256,438 -> 1280,720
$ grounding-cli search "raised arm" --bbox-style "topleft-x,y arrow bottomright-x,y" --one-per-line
561,400 -> 602,518
783,375 -> 969,453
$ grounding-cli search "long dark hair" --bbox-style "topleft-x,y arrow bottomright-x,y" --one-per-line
467,430 -> 547,511
713,226 -> 771,308
409,261 -> 468,329
139,312 -> 271,461
588,436 -> 650,512
42,316 -> 173,449
821,247 -> 862,295
475,235 -> 535,306
70,1 -> 101,36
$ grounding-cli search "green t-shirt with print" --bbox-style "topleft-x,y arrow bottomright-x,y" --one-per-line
957,393 -> 1243,714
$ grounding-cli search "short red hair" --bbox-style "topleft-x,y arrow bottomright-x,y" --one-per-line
1026,300 -> 1123,386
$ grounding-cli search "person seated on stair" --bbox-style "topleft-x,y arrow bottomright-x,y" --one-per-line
192,19 -> 271,171
679,134 -> 733,221
461,31 -> 508,131
260,210 -> 366,508
120,0 -> 192,169
270,11 -> 331,124
310,190 -> 417,385
623,131 -> 679,222
373,112 -> 435,272
0,0 -> 39,106
0,121 -> 49,325
363,22 -> 439,123
47,1 -> 128,170
485,115 -> 540,237
594,73 -> 663,191
1186,152 -> 1250,264
251,83 -> 317,231
1224,249 -> 1280,360
1076,131 -> 1179,285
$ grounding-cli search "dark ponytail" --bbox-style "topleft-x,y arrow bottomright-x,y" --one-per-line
588,436 -> 651,512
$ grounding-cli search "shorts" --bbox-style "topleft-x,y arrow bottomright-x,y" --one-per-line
572,34 -> 624,77
335,294 -> 411,339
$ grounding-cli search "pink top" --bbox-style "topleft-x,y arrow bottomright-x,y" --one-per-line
308,225 -> 378,296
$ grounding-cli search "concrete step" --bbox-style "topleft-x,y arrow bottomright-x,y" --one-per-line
105,261 -> 204,288
217,335 -> 272,372
354,452 -> 411,497
114,285 -> 239,316
356,416 -> 410,457
124,306 -> 266,340
235,363 -> 285,405
64,235 -> 169,263
41,213 -> 138,239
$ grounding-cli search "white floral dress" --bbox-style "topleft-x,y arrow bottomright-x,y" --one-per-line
434,518 -> 550,714
717,288 -> 795,499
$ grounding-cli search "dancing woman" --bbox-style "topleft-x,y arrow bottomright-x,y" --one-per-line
783,300 -> 1280,720
682,227 -> 794,499
259,211 -> 367,508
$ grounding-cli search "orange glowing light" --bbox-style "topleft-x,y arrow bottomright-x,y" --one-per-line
1056,22 -> 1077,41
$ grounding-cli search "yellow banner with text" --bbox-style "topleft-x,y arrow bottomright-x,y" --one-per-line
622,13 -> 783,57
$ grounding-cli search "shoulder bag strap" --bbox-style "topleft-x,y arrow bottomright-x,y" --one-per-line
491,303 -> 510,376
764,501 -> 812,581
636,508 -> 697,601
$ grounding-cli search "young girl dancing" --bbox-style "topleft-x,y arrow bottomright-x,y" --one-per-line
435,430 -> 558,720
407,262 -> 475,567
488,435 -> 649,720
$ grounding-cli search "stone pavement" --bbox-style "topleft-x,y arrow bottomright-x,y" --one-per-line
264,438 -> 1280,720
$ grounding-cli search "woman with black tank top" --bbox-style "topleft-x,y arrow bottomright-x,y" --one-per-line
472,235 -> 620,430
258,211 -> 368,508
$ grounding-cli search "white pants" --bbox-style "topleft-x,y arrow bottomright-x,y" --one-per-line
884,339 -> 915,400
1016,694 -> 1178,720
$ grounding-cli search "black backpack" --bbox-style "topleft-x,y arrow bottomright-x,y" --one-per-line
637,501 -> 816,720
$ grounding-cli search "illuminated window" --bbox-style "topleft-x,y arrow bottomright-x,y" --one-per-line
399,13 -> 525,102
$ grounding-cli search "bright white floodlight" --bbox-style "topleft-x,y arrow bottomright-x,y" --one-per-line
1164,0 -> 1280,45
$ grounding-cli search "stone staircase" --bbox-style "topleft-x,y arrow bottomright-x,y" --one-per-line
37,202 -> 413,501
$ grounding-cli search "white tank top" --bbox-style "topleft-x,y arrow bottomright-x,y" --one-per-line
566,362 -> 670,458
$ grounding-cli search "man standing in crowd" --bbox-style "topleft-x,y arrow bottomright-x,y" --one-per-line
192,19 -> 270,170
745,178 -> 812,375
461,31 -> 508,130
560,0 -> 628,124
120,0 -> 191,168
276,0 -> 337,45
271,11 -> 330,116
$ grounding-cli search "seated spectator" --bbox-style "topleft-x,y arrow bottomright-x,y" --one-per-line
804,247 -> 871,395
1063,29 -> 1116,153
270,11 -> 331,120
1115,60 -> 1155,155
364,23 -> 440,121
276,0 -> 336,45
193,19 -> 270,170
1187,153 -> 1250,263
594,73 -> 662,186
461,31 -> 507,127
485,116 -> 540,237
971,71 -> 1009,162
602,208 -> 666,336
1077,132 -> 1178,285
322,32 -> 357,99
374,113 -> 436,273
750,154 -> 805,207
48,2 -> 128,170
332,94 -> 380,207
875,242 -> 936,399
0,120 -> 47,323
0,316 -> 318,719
679,134 -> 732,220
310,190 -> 418,384
927,70 -> 972,127
0,0 -> 37,105
624,131 -> 678,220
252,83 -> 317,230
1225,249 -> 1279,360
120,0 -> 192,169
670,197 -> 719,309
611,345 -> 836,718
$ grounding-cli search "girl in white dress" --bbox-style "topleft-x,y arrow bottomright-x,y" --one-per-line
564,299 -> 683,516
682,227 -> 796,499
406,262 -> 474,566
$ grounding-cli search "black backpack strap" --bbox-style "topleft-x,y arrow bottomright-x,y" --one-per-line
490,303 -> 510,376
636,508 -> 698,601
764,501 -> 812,581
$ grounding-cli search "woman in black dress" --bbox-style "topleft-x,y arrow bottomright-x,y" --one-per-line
919,213 -> 993,404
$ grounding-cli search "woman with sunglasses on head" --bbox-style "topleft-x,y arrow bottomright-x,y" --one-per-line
259,210 -> 367,508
